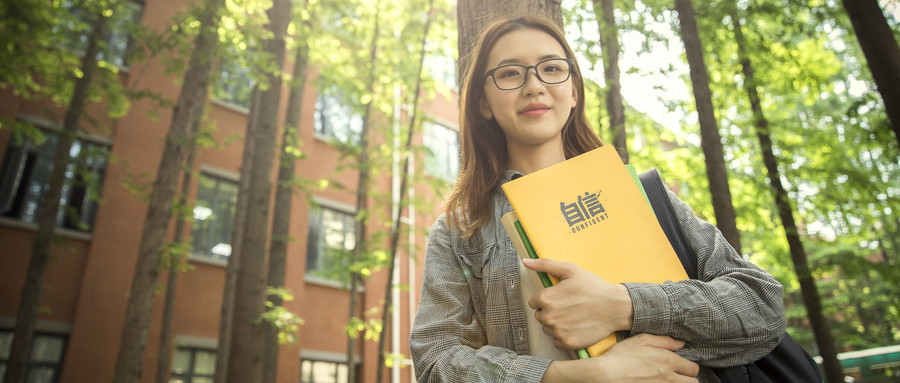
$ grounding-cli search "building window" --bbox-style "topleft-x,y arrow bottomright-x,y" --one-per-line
104,0 -> 144,67
424,49 -> 458,91
314,88 -> 363,145
299,359 -> 348,383
306,205 -> 355,285
0,330 -> 68,382
422,122 -> 459,182
213,46 -> 254,109
58,0 -> 144,67
170,347 -> 216,383
0,128 -> 109,232
191,173 -> 238,260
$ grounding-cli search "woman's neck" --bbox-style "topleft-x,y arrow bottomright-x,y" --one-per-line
507,140 -> 566,175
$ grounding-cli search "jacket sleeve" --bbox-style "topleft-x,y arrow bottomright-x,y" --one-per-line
409,215 -> 552,383
622,191 -> 785,367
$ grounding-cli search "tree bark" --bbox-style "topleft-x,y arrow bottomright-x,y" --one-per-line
456,0 -> 563,87
673,0 -> 742,255
593,0 -> 628,163
375,2 -> 434,382
727,3 -> 841,381
224,0 -> 291,379
112,0 -> 222,379
759,130 -> 842,381
347,4 -> 382,381
262,18 -> 309,383
155,143 -> 196,383
841,0 -> 900,147
213,88 -> 258,383
3,10 -> 107,383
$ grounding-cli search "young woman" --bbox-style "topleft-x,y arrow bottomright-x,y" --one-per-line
409,16 -> 785,383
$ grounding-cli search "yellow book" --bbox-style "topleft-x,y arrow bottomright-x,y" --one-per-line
501,145 -> 688,357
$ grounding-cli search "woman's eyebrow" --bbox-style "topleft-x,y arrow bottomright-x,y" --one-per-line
495,54 -> 563,66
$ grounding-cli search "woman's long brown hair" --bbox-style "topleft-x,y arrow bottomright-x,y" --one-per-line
445,15 -> 603,237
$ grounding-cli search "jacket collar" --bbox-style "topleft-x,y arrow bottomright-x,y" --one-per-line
501,169 -> 524,185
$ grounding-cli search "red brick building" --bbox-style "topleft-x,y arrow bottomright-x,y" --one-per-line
0,1 -> 459,382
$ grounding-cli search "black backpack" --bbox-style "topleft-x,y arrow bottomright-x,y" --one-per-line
639,169 -> 823,383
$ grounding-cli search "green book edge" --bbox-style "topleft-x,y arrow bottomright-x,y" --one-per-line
626,164 -> 653,215
513,219 -> 592,360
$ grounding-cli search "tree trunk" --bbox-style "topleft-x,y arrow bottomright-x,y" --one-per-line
727,3 -> 841,381
155,144 -> 196,383
375,2 -> 434,382
262,19 -> 309,383
347,4 -> 382,382
759,129 -> 842,381
456,0 -> 562,87
593,0 -> 627,163
882,215 -> 898,264
112,0 -> 222,379
224,0 -> 291,379
3,10 -> 108,383
213,88 -> 258,383
841,0 -> 900,147
673,0 -> 742,255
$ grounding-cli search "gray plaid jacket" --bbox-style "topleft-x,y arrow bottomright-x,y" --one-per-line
410,170 -> 785,382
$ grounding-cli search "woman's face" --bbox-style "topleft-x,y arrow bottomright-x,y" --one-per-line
479,28 -> 576,152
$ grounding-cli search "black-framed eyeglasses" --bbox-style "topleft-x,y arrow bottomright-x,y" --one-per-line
484,58 -> 574,91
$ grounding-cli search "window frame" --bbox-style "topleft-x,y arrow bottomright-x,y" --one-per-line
305,197 -> 357,288
170,346 -> 216,383
299,358 -> 350,383
313,87 -> 364,145
422,120 -> 460,182
424,47 -> 459,92
0,329 -> 69,383
189,168 -> 240,265
0,119 -> 111,234
212,44 -> 255,111
56,0 -> 145,68
103,0 -> 145,68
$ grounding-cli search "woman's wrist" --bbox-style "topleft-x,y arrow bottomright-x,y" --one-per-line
542,360 -> 577,383
541,358 -> 610,383
540,360 -> 560,383
612,284 -> 634,332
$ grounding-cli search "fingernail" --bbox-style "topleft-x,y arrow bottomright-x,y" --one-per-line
522,258 -> 534,266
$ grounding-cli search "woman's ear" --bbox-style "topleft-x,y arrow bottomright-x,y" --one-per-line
480,99 -> 493,119
571,86 -> 577,109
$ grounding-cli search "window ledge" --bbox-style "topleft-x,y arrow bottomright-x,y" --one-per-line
175,335 -> 218,349
301,349 -> 355,363
188,254 -> 228,268
211,99 -> 250,115
304,275 -> 346,289
313,133 -> 362,148
0,316 -> 72,334
313,132 -> 351,145
0,217 -> 93,242
304,275 -> 365,292
313,132 -> 331,142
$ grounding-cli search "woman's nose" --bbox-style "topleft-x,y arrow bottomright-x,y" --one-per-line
522,68 -> 546,95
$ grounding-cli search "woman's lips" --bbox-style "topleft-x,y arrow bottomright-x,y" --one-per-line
520,104 -> 550,118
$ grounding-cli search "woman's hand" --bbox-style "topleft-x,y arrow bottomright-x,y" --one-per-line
541,334 -> 700,382
523,258 -> 634,350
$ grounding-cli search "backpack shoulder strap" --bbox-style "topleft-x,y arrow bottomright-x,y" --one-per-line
638,169 -> 698,280
640,169 -> 751,382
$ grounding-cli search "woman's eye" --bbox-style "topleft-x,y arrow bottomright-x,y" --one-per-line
497,68 -> 522,78
542,64 -> 562,73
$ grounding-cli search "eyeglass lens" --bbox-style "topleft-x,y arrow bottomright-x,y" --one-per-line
490,59 -> 571,90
